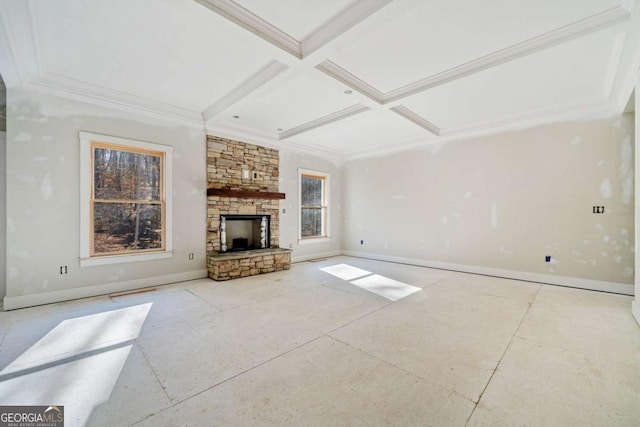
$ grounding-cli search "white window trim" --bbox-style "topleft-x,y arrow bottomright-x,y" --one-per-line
79,131 -> 173,267
298,168 -> 330,244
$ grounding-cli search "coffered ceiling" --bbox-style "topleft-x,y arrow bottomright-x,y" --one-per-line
0,0 -> 638,161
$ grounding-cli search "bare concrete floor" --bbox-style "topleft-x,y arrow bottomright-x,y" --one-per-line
0,256 -> 638,426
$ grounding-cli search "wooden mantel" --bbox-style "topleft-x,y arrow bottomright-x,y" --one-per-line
207,188 -> 286,200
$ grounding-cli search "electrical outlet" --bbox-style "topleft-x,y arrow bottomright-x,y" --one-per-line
592,206 -> 605,214
288,243 -> 293,249
59,265 -> 68,274
360,240 -> 364,245
188,252 -> 194,260
545,256 -> 551,263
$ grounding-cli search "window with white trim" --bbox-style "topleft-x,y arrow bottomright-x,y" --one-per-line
299,168 -> 329,242
80,132 -> 173,266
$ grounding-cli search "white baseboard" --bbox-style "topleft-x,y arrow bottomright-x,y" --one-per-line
342,250 -> 634,296
633,301 -> 640,327
292,250 -> 342,263
3,269 -> 208,310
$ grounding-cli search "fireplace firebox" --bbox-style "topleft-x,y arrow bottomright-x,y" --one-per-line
220,215 -> 270,253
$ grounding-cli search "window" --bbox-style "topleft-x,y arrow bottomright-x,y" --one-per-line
80,132 -> 173,266
299,168 -> 329,242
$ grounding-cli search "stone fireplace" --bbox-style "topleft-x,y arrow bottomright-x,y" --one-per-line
206,136 -> 291,280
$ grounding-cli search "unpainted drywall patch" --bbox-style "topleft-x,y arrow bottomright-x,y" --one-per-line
569,136 -> 582,146
499,246 -> 512,254
391,195 -> 405,200
620,228 -> 629,237
463,191 -> 473,199
603,235 -> 610,243
490,201 -> 497,229
574,259 -> 588,264
40,174 -> 53,200
42,136 -> 56,142
15,174 -> 35,183
599,177 -> 613,199
622,266 -> 633,278
596,160 -> 605,167
442,215 -> 447,226
14,132 -> 32,142
612,254 -> 623,264
571,250 -> 582,256
34,156 -> 48,162
619,135 -> 633,204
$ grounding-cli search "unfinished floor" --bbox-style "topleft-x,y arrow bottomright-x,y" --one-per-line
0,256 -> 638,426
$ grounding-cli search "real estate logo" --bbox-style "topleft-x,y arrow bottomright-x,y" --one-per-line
0,406 -> 64,427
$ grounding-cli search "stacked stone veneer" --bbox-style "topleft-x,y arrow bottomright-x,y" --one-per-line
209,249 -> 291,280
207,135 -> 290,280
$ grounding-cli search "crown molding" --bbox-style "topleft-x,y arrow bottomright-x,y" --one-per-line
343,99 -> 618,161
439,99 -> 616,139
194,0 -> 301,58
202,60 -> 288,122
300,0 -> 392,58
390,105 -> 440,135
29,73 -> 204,128
0,0 -> 38,88
278,103 -> 370,140
207,120 -> 344,163
602,32 -> 627,100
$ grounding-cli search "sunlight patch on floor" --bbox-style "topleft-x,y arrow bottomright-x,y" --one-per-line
350,274 -> 422,301
0,303 -> 152,425
320,263 -> 422,301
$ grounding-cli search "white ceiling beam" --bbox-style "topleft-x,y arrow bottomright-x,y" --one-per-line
315,5 -> 632,105
194,0 -> 302,58
382,6 -> 632,103
390,105 -> 440,135
315,60 -> 384,103
202,60 -> 288,121
278,103 -> 370,140
300,0 -> 393,58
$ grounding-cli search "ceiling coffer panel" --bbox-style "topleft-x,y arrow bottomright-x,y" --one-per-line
0,0 -> 637,158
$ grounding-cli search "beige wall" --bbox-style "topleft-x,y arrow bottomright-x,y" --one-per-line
4,89 -> 207,308
0,131 -> 5,300
279,149 -> 342,262
343,115 -> 635,287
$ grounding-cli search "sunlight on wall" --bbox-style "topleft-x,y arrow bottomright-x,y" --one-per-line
0,303 -> 152,425
320,264 -> 422,301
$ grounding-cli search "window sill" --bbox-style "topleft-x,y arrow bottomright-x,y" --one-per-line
298,237 -> 331,245
80,250 -> 173,267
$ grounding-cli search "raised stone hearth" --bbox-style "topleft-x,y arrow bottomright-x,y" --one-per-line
207,248 -> 291,281
206,136 -> 291,281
